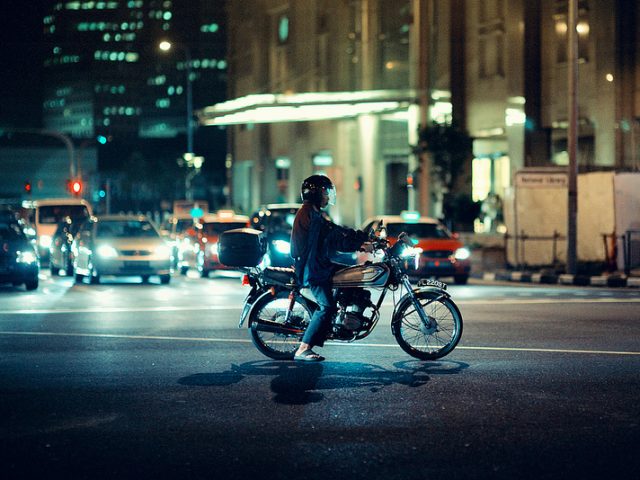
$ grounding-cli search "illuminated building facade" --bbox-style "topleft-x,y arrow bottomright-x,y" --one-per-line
202,0 -> 638,229
42,0 -> 227,151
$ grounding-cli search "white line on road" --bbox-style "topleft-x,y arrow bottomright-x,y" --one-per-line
1,296 -> 639,315
0,305 -> 241,315
1,331 -> 639,356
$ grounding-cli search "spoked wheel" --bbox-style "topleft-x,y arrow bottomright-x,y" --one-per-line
249,291 -> 312,360
392,291 -> 463,360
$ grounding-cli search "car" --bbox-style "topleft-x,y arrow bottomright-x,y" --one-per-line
361,211 -> 472,285
249,203 -> 357,267
72,214 -> 172,284
22,198 -> 92,265
0,216 -> 40,291
194,211 -> 250,277
250,203 -> 300,267
49,216 -> 85,276
160,214 -> 199,274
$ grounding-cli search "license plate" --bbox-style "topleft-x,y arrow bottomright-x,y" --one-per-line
418,278 -> 447,290
124,261 -> 149,269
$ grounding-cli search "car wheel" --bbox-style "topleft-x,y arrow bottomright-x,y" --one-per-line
25,276 -> 39,291
160,274 -> 171,285
75,272 -> 84,283
141,275 -> 150,283
180,266 -> 188,275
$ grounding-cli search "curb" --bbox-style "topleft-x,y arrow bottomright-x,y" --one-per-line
474,271 -> 639,288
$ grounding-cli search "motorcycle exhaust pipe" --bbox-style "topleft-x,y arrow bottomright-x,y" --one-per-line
251,319 -> 304,336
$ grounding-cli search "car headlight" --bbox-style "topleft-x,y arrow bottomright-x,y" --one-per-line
97,245 -> 118,258
209,242 -> 219,256
39,235 -> 52,249
155,245 -> 172,258
454,247 -> 471,260
273,239 -> 291,255
18,250 -> 37,264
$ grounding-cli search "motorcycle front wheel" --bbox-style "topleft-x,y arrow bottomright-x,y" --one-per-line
392,291 -> 463,360
249,291 -> 312,360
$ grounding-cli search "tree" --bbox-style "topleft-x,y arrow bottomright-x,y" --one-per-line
416,123 -> 478,229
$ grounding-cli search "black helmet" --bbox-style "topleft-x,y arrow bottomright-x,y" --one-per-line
301,174 -> 336,207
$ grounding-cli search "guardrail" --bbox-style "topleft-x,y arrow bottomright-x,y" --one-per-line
504,230 -> 565,270
622,230 -> 640,276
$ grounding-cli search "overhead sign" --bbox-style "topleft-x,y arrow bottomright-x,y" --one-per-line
515,172 -> 567,188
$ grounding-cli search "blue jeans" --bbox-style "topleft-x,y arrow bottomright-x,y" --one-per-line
302,283 -> 336,348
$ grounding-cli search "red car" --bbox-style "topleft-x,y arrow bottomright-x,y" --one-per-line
361,212 -> 472,284
194,211 -> 250,277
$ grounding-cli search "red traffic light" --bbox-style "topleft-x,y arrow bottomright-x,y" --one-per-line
24,181 -> 32,193
70,180 -> 83,195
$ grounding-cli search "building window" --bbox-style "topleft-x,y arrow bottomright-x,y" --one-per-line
477,0 -> 505,78
553,0 -> 589,63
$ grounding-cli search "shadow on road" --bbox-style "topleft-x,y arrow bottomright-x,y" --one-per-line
178,359 -> 468,405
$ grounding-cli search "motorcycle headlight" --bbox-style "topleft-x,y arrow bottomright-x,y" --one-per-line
18,250 -> 37,264
454,247 -> 471,260
273,239 -> 291,255
97,245 -> 118,258
39,235 -> 52,249
401,246 -> 423,258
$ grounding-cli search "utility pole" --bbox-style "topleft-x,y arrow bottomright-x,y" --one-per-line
567,0 -> 579,274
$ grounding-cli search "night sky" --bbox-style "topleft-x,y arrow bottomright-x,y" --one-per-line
0,0 -> 49,128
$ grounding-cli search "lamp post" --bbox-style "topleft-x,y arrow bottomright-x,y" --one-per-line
159,40 -> 194,156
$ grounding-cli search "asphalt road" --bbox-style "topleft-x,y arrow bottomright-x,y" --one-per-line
1,272 -> 639,479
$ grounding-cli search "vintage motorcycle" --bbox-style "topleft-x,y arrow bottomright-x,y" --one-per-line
222,225 -> 463,361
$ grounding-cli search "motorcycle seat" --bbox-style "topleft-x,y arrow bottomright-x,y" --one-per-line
263,266 -> 297,286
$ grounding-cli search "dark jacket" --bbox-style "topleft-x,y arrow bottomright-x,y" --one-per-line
291,202 -> 367,286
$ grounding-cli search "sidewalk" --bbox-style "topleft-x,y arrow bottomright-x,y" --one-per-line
472,269 -> 640,288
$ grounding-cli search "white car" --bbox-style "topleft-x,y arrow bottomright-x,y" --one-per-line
73,215 -> 172,284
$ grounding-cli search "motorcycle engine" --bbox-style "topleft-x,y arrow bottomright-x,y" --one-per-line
335,289 -> 373,333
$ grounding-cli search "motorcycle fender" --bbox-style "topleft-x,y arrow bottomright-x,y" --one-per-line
391,286 -> 450,330
238,287 -> 267,328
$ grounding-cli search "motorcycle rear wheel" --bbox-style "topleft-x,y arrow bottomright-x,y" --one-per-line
392,291 -> 463,360
249,291 -> 312,360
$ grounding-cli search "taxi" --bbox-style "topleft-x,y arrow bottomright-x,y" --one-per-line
194,210 -> 250,277
361,211 -> 471,284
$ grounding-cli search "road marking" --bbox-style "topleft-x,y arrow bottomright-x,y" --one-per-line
0,296 -> 639,315
0,331 -> 639,356
0,305 -> 241,315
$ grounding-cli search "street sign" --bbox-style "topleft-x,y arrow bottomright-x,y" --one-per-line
515,172 -> 567,188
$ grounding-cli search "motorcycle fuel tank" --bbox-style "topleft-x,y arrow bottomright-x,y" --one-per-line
332,264 -> 390,288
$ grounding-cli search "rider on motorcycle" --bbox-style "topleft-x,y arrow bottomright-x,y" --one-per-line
291,174 -> 372,362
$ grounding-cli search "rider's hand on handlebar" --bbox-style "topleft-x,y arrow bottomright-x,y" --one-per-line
359,242 -> 375,253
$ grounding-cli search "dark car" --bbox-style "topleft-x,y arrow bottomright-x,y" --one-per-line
249,203 -> 357,267
250,204 -> 300,267
0,217 -> 40,291
49,216 -> 84,276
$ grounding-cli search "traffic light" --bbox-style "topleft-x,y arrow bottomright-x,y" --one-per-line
24,181 -> 32,194
69,179 -> 83,196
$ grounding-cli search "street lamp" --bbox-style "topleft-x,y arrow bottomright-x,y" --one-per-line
159,40 -> 194,156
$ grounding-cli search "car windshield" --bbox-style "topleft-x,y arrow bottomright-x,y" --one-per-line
386,222 -> 450,239
0,222 -> 25,241
202,222 -> 247,235
175,218 -> 194,233
96,220 -> 158,238
266,210 -> 296,232
38,205 -> 90,224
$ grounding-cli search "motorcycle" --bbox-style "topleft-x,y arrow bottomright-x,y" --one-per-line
233,225 -> 463,361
